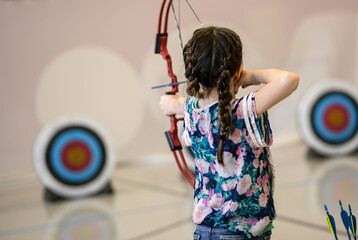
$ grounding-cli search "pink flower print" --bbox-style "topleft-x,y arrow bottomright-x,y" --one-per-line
195,180 -> 199,190
249,216 -> 270,236
215,152 -> 236,178
190,122 -> 196,134
235,145 -> 244,157
237,174 -> 252,195
236,104 -> 244,119
230,202 -> 239,212
263,159 -> 268,167
193,110 -> 200,123
254,148 -> 262,158
207,193 -> 223,210
229,129 -> 242,144
209,162 -> 216,174
262,173 -> 269,186
184,112 -> 195,134
198,110 -> 210,135
203,177 -> 209,185
222,179 -> 237,191
208,126 -> 214,148
260,160 -> 264,172
257,176 -> 262,185
221,201 -> 231,215
234,155 -> 244,177
263,185 -> 269,195
259,193 -> 268,207
253,159 -> 259,168
245,188 -> 254,197
196,159 -> 210,174
193,198 -> 213,224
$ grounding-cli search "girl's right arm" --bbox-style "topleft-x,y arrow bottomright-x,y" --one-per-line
159,95 -> 187,116
239,69 -> 299,115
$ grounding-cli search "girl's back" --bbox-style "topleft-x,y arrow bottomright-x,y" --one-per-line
183,93 -> 275,238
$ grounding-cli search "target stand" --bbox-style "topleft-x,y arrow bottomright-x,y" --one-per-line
297,81 -> 358,157
33,116 -> 115,202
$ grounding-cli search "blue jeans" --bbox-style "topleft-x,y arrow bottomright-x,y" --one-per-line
193,225 -> 272,240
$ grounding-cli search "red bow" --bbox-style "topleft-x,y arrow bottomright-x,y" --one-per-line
154,0 -> 195,187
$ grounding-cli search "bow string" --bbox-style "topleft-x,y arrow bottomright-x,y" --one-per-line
154,0 -> 202,187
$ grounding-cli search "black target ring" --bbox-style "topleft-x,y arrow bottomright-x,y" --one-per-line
45,126 -> 107,186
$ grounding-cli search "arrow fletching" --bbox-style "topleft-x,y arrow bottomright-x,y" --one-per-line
325,204 -> 339,240
340,200 -> 352,240
349,205 -> 357,240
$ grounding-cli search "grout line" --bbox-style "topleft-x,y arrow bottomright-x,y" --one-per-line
0,200 -> 192,237
277,214 -> 347,236
114,176 -> 193,199
127,217 -> 192,240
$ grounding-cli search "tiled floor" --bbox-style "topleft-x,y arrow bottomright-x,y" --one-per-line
0,142 -> 357,240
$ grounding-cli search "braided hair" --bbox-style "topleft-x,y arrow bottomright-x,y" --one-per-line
183,26 -> 243,165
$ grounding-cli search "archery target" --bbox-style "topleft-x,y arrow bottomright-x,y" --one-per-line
297,81 -> 358,156
33,116 -> 115,198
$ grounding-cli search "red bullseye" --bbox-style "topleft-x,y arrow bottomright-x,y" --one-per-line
61,141 -> 92,172
323,104 -> 349,132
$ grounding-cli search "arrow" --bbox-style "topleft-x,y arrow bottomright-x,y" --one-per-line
151,80 -> 187,89
325,204 -> 339,240
340,200 -> 352,240
349,205 -> 357,240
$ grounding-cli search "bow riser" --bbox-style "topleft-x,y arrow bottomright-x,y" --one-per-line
155,0 -> 195,188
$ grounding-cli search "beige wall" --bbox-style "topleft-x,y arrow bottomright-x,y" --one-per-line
0,0 -> 357,177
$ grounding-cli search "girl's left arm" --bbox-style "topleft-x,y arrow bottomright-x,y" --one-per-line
159,95 -> 187,116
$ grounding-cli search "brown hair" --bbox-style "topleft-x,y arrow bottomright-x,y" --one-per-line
183,26 -> 243,165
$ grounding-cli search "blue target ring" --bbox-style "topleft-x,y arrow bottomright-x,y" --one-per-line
46,126 -> 106,186
311,92 -> 358,144
50,129 -> 102,183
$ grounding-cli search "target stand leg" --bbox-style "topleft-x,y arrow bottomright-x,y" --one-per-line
43,181 -> 114,202
96,181 -> 113,195
44,187 -> 66,202
306,148 -> 328,160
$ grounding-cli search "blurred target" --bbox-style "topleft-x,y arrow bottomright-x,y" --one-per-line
297,81 -> 358,156
33,116 -> 115,199
308,159 -> 358,215
45,199 -> 119,240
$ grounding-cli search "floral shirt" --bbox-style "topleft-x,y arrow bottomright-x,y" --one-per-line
182,92 -> 276,238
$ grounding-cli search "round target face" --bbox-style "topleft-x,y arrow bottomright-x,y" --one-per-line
33,116 -> 115,198
297,81 -> 358,156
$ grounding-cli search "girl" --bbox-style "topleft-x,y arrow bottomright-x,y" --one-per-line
160,26 -> 299,240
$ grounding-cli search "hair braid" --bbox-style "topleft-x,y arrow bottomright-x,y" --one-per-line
184,41 -> 204,98
183,26 -> 243,166
217,58 -> 234,165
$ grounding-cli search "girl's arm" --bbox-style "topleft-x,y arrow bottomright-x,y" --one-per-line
159,95 -> 187,116
239,69 -> 299,115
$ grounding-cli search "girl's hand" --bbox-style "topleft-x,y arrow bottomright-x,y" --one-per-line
159,95 -> 186,116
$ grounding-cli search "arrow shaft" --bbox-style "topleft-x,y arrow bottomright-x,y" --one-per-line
151,80 -> 187,89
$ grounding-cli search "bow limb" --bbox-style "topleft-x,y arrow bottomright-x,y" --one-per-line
155,0 -> 195,187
